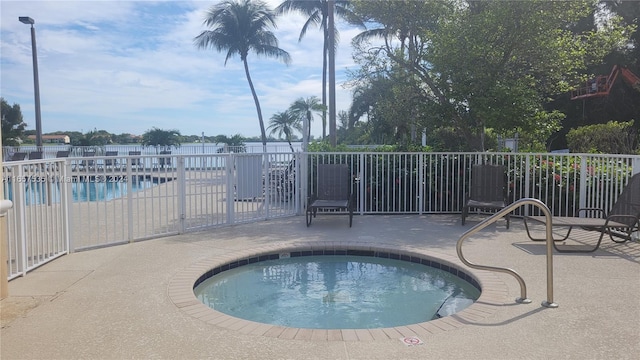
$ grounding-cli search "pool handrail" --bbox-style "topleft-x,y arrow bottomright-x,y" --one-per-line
456,198 -> 559,308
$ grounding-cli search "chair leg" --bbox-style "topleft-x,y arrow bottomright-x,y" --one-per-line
523,218 -> 573,242
306,208 -> 313,227
461,206 -> 467,225
553,231 -> 606,253
609,226 -> 634,243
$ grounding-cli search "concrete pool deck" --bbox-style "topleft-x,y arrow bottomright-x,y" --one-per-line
1,215 -> 639,359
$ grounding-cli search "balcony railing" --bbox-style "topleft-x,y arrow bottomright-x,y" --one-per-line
2,151 -> 638,279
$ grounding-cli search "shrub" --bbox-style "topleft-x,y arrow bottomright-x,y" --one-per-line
566,121 -> 638,154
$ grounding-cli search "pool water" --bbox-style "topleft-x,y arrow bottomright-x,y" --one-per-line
4,178 -> 158,204
194,255 -> 480,329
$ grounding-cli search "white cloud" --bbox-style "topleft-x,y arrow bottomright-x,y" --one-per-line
1,0 -> 371,139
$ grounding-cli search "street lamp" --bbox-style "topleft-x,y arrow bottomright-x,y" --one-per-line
19,16 -> 43,151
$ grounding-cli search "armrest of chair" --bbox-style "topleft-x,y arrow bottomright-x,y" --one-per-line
576,207 -> 606,218
605,214 -> 640,225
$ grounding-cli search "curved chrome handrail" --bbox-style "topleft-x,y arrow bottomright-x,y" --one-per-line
456,198 -> 559,308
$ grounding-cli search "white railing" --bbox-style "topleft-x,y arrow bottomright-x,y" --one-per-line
2,151 -> 639,279
2,158 -> 70,279
1,143 -> 300,160
306,152 -> 638,216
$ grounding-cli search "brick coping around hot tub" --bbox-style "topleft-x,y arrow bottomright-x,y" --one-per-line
167,241 -> 509,342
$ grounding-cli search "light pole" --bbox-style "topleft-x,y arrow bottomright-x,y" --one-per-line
19,16 -> 43,151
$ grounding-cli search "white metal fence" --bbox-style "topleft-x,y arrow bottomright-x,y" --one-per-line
2,151 -> 639,279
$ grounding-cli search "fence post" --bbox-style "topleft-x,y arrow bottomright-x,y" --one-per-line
14,165 -> 27,277
418,153 -> 424,214
263,153 -> 270,219
225,154 -> 235,224
0,199 -> 13,298
176,156 -> 186,233
61,160 -> 72,253
524,155 -> 531,217
633,157 -> 640,175
579,156 -> 588,214
126,157 -> 134,243
358,153 -> 365,215
299,152 -> 307,216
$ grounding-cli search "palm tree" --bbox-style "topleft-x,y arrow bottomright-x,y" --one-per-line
213,134 -> 246,153
141,127 -> 182,153
276,1 -> 363,140
267,110 -> 301,152
288,96 -> 325,142
194,0 -> 291,150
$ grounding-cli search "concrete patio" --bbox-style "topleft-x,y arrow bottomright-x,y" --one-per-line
1,214 -> 639,359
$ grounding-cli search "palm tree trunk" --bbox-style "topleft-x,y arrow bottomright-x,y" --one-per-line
243,59 -> 267,150
328,0 -> 337,147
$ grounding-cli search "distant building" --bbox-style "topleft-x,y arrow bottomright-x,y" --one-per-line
28,134 -> 71,144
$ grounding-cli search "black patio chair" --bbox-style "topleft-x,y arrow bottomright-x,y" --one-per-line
128,151 -> 143,169
461,164 -> 510,228
28,151 -> 43,160
8,152 -> 27,161
524,172 -> 640,253
104,151 -> 119,170
158,150 -> 171,169
79,150 -> 96,171
306,164 -> 353,227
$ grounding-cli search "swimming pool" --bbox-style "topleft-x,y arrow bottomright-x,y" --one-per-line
3,176 -> 159,204
172,242 -> 498,340
194,253 -> 480,329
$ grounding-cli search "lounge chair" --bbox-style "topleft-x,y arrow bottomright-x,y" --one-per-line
462,164 -> 510,228
128,151 -> 142,169
52,150 -> 69,170
104,151 -> 118,170
306,164 -> 353,227
8,152 -> 27,161
79,150 -> 96,171
158,150 -> 171,169
28,151 -> 43,160
524,172 -> 640,253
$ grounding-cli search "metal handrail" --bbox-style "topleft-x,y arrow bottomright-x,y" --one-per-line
456,198 -> 559,308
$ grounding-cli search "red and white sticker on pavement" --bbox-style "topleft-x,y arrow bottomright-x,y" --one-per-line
400,336 -> 424,346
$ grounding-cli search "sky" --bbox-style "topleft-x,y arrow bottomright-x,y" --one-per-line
0,0 -> 368,139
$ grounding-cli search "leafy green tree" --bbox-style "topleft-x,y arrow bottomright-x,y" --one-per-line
72,130 -> 109,147
141,127 -> 182,152
288,96 -> 325,141
566,120 -> 638,154
63,131 -> 85,145
267,110 -> 302,152
112,133 -> 137,144
276,1 -> 363,140
604,0 -> 640,69
547,1 -> 640,150
1,98 -> 27,147
213,134 -> 246,152
349,0 -> 630,150
195,0 -> 291,150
